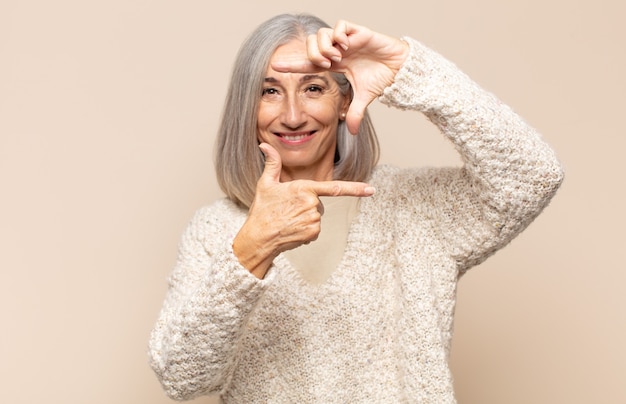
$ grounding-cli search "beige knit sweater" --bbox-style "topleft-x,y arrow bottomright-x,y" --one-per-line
148,37 -> 564,403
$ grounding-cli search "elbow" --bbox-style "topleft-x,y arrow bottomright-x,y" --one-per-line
523,144 -> 565,205
517,157 -> 564,227
160,381 -> 193,402
148,354 -> 182,400
555,161 -> 565,188
496,156 -> 564,234
150,361 -> 213,401
541,156 -> 565,200
160,379 -> 207,402
148,347 -> 206,401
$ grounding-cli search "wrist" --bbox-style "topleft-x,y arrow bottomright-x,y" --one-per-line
232,229 -> 277,279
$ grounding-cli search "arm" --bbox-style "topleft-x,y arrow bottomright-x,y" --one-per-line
148,206 -> 270,400
380,38 -> 564,271
274,21 -> 563,272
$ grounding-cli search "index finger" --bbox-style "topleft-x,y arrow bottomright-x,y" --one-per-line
305,180 -> 376,197
271,56 -> 325,74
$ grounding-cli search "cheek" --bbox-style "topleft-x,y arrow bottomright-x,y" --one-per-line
256,105 -> 272,128
256,104 -> 281,135
306,99 -> 342,124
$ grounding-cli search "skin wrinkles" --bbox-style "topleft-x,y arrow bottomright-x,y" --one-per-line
256,38 -> 349,183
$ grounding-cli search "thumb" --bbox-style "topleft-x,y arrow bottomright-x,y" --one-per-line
259,143 -> 282,183
345,93 -> 371,135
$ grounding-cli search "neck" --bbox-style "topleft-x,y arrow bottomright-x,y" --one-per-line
280,164 -> 333,182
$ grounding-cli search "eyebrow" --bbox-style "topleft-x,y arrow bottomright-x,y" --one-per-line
263,74 -> 330,86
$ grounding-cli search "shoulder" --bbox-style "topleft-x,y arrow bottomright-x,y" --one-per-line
183,198 -> 247,243
191,198 -> 246,223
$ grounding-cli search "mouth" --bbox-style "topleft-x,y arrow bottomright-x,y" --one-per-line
275,131 -> 316,144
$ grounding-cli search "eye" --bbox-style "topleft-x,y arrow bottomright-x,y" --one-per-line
262,87 -> 279,96
303,84 -> 325,98
305,85 -> 323,93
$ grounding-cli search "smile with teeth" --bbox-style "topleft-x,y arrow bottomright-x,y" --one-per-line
276,131 -> 315,141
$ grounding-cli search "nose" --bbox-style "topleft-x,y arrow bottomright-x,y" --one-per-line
280,96 -> 307,129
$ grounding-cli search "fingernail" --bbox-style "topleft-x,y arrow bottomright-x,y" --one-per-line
320,60 -> 331,69
364,186 -> 376,196
331,55 -> 342,64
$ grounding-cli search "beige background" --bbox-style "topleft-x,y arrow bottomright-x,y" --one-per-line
1,0 -> 624,403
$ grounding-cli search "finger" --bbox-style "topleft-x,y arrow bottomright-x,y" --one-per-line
345,95 -> 370,135
332,20 -> 351,51
307,33 -> 332,69
317,198 -> 325,216
258,143 -> 282,184
316,28 -> 343,64
307,180 -> 376,197
271,56 -> 322,74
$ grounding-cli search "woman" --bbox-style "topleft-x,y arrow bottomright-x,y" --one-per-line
149,13 -> 563,403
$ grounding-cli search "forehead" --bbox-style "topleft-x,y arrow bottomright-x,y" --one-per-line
270,38 -> 307,62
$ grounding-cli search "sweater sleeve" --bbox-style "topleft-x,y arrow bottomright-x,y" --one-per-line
148,205 -> 273,400
379,37 -> 564,273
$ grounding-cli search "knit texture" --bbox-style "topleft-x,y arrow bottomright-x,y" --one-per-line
148,37 -> 564,403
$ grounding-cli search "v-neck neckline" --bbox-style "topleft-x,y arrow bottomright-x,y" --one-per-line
282,196 -> 359,285
274,195 -> 370,289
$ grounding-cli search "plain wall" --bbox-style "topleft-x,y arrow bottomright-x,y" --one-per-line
1,0 -> 624,403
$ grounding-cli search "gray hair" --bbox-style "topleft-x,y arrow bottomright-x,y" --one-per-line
214,13 -> 380,208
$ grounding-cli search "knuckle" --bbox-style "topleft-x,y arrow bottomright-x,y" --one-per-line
330,184 -> 342,196
307,224 -> 321,241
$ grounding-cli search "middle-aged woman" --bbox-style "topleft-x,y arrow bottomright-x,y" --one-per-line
149,13 -> 564,403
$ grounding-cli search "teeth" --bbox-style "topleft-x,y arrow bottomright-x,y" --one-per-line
282,134 -> 308,141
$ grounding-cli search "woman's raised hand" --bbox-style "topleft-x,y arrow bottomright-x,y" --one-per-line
272,20 -> 409,134
232,143 -> 375,279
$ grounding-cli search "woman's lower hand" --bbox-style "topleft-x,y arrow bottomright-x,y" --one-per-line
232,143 -> 375,279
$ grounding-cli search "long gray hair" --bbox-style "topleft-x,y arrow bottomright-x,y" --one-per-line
214,13 -> 380,208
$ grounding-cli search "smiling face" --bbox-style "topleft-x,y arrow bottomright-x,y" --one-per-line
256,38 -> 349,182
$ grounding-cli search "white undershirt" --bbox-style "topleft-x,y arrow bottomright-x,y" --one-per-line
283,196 -> 359,284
